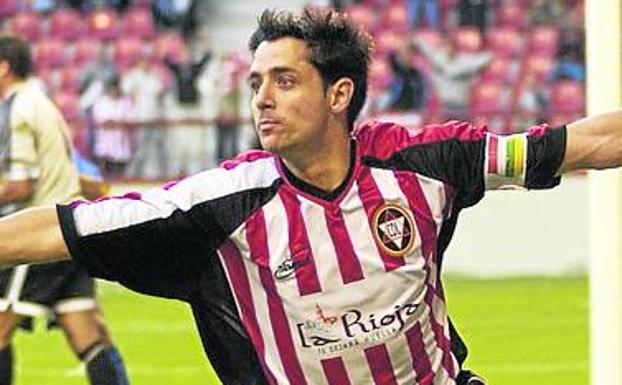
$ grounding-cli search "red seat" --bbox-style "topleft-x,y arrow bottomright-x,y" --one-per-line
380,2 -> 409,32
53,91 -> 81,123
123,7 -> 155,39
112,37 -> 144,70
344,3 -> 376,31
549,80 -> 585,114
528,25 -> 560,56
34,38 -> 66,69
153,32 -> 186,62
480,58 -> 514,84
496,2 -> 527,29
486,27 -> 523,58
59,65 -> 82,93
49,9 -> 83,40
373,29 -> 402,56
452,26 -> 483,53
88,9 -> 120,40
9,12 -> 41,41
413,28 -> 443,48
470,81 -> 509,114
522,55 -> 554,82
73,38 -> 102,66
369,56 -> 393,90
0,0 -> 18,16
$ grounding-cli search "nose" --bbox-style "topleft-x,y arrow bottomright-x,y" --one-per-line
254,82 -> 275,110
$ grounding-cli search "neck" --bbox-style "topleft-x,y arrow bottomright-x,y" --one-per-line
281,129 -> 351,193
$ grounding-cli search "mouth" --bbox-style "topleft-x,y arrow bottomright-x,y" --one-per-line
257,118 -> 282,132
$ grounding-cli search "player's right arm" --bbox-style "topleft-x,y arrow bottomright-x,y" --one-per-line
0,206 -> 69,266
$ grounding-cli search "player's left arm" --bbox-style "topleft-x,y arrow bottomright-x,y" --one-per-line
559,111 -> 622,173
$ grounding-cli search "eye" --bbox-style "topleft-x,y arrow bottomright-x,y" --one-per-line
276,75 -> 295,89
247,78 -> 261,93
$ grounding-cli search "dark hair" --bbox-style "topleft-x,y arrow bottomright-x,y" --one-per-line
0,34 -> 32,79
248,9 -> 372,128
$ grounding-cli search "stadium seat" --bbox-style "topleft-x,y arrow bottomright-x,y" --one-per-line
53,91 -> 81,123
344,3 -> 376,31
527,25 -> 560,56
413,28 -> 443,48
34,38 -> 66,69
123,7 -> 156,39
153,32 -> 186,62
470,81 -> 511,132
480,58 -> 514,84
522,55 -> 554,82
49,8 -> 83,40
59,65 -> 82,93
112,37 -> 144,70
373,29 -> 402,56
452,26 -> 483,53
486,27 -> 523,58
495,2 -> 527,29
380,2 -> 409,32
369,56 -> 393,90
0,0 -> 18,17
9,11 -> 41,41
549,80 -> 585,114
72,38 -> 102,66
88,8 -> 120,40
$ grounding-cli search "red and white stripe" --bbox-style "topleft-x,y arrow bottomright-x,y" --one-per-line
218,167 -> 458,385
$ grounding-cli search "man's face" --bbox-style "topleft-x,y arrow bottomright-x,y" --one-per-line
248,37 -> 331,156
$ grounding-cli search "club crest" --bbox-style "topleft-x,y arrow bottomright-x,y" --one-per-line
372,203 -> 417,257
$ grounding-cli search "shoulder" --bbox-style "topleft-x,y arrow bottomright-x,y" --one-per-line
354,119 -> 488,159
158,150 -> 281,203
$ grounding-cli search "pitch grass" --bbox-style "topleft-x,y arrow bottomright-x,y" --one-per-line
12,276 -> 588,385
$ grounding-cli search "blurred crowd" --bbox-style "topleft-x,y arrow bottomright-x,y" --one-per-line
0,0 -> 585,180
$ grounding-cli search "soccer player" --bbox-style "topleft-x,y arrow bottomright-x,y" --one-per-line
0,35 -> 129,385
0,9 -> 618,385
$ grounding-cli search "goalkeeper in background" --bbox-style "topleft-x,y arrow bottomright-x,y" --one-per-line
0,34 -> 129,385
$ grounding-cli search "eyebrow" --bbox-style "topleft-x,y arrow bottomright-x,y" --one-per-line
247,66 -> 298,82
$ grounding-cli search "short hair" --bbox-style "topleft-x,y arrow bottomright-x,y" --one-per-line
0,35 -> 32,79
248,9 -> 372,129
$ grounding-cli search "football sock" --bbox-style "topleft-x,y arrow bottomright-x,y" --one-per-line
80,342 -> 129,385
0,345 -> 12,385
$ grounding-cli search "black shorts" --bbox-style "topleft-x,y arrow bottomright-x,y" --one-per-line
0,260 -> 96,317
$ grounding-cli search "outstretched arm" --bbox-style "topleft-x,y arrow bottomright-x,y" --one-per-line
0,206 -> 68,266
559,111 -> 622,173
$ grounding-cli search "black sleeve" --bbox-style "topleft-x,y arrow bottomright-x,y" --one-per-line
365,122 -> 566,209
57,204 -> 220,300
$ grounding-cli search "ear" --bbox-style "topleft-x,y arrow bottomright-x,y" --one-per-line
0,61 -> 9,79
328,77 -> 354,115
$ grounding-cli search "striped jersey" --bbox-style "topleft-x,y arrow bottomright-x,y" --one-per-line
58,120 -> 565,385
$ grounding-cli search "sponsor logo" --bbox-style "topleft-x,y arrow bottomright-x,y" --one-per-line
371,203 -> 417,257
296,301 -> 420,355
273,254 -> 309,281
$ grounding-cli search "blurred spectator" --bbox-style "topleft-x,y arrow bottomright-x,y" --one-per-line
458,0 -> 488,34
529,0 -> 565,25
415,35 -> 492,119
24,0 -> 56,13
77,47 -> 119,158
516,73 -> 548,127
164,47 -> 213,176
151,0 -> 199,40
92,78 -> 133,177
385,43 -> 426,112
121,56 -> 167,179
552,25 -> 585,82
65,0 -> 131,12
78,47 -> 119,110
407,0 -> 440,29
215,53 -> 245,162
